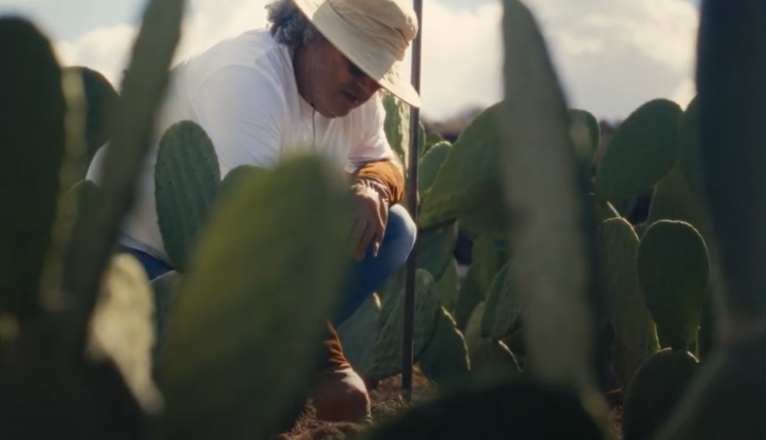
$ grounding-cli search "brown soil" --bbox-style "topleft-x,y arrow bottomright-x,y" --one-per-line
276,368 -> 437,440
277,369 -> 625,440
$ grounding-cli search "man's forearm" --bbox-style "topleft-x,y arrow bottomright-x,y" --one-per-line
352,159 -> 405,206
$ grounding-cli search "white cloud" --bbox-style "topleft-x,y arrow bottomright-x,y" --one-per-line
53,0 -> 699,123
54,24 -> 137,84
526,0 -> 700,120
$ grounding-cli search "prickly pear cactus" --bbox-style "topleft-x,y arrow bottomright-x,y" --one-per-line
218,164 -> 266,201
155,119 -> 221,272
570,108 -> 601,154
418,103 -> 504,230
150,269 -> 181,361
59,0 -> 186,355
501,0 -> 608,416
677,96 -> 703,195
646,164 -> 712,241
481,260 -> 523,340
417,141 -> 451,196
452,265 -> 484,331
621,348 -> 700,440
366,269 -> 442,381
436,258 -> 459,312
637,220 -> 710,350
415,222 -> 458,281
598,217 -> 659,389
456,188 -> 508,239
87,253 -> 162,414
595,99 -> 683,202
336,293 -> 381,378
63,66 -> 119,171
452,235 -> 508,330
40,178 -> 101,303
361,379 -> 604,440
157,155 -> 351,440
595,200 -> 621,222
417,307 -> 470,388
382,91 -> 411,169
425,130 -> 444,150
464,302 -> 521,378
0,16 -> 66,319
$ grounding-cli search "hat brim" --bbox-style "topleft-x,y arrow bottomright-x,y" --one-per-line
292,0 -> 421,108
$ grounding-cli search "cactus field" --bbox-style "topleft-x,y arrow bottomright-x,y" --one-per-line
2,0 -> 766,439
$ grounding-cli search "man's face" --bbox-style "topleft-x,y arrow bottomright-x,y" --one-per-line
308,40 -> 382,118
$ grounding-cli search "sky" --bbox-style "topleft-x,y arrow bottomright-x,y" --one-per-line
1,0 -> 701,122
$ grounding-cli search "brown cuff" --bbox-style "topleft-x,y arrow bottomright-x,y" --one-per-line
317,320 -> 349,371
352,159 -> 405,205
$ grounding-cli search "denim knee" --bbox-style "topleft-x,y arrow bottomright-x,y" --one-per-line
385,204 -> 418,266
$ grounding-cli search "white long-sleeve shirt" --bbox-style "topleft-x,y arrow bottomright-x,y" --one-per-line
86,28 -> 395,264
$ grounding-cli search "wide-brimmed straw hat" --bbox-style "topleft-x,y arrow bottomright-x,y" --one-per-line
292,0 -> 421,108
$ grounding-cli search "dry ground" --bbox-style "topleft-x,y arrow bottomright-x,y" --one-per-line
277,368 -> 625,440
276,368 -> 437,440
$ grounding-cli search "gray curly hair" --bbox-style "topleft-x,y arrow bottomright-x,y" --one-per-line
265,0 -> 326,48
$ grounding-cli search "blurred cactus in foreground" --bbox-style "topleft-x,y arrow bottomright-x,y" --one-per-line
2,0 -> 765,439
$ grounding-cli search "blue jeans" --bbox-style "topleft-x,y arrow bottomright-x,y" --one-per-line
120,204 -> 417,327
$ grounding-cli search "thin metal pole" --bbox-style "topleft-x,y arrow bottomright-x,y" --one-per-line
402,0 -> 424,401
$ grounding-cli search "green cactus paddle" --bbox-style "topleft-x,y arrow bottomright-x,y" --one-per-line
157,155 -> 351,440
595,99 -> 683,202
598,217 -> 659,389
155,120 -> 221,272
637,220 -> 710,350
0,17 -> 66,320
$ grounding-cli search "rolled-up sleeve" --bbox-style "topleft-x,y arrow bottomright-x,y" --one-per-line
190,65 -> 286,176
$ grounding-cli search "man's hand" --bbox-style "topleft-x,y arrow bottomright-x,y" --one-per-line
347,178 -> 390,261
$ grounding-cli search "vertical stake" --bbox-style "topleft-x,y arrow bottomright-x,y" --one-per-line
402,0 -> 424,402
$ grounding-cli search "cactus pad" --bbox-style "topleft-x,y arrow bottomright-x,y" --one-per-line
366,269 -> 442,380
597,217 -> 659,388
418,103 -> 504,229
415,222 -> 458,281
382,91 -> 410,169
0,17 -> 66,319
150,269 -> 181,361
156,155 -> 351,440
481,261 -> 523,339
595,200 -> 621,222
595,99 -> 683,201
155,120 -> 221,272
63,66 -> 119,167
570,108 -> 600,155
218,164 -> 266,202
88,253 -> 161,413
637,220 -> 710,350
465,302 -> 521,377
362,378 -> 604,440
336,293 -> 381,377
436,258 -> 459,312
646,164 -> 712,241
417,140 -> 451,196
456,188 -> 508,239
59,0 -> 186,353
452,264 -> 485,331
417,307 -> 470,388
677,96 -> 703,195
621,349 -> 700,440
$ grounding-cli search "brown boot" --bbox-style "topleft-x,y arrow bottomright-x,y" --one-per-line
310,321 -> 372,424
